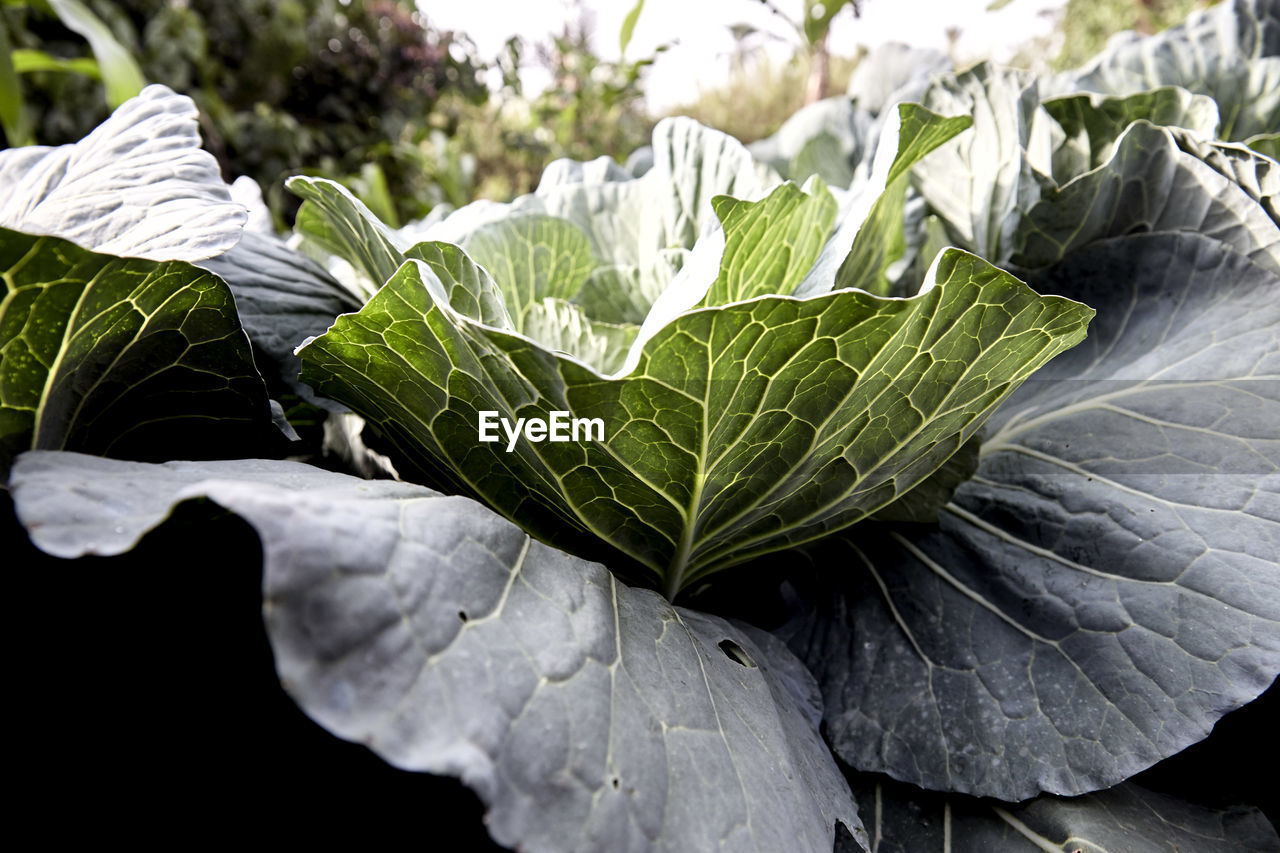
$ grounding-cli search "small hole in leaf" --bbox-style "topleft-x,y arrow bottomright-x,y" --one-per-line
458,610 -> 468,622
718,639 -> 756,667
611,777 -> 620,790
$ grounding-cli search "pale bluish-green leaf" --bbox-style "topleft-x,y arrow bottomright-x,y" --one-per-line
748,96 -> 873,185
522,179 -> 649,268
10,451 -> 865,853
0,85 -> 246,262
1052,0 -> 1279,141
196,231 -> 360,405
0,228 -> 273,471
781,232 -> 1279,800
228,175 -> 275,236
463,213 -> 597,332
298,249 -> 1092,598
791,131 -> 857,189
526,118 -> 772,270
645,116 -> 776,255
841,774 -> 1279,853
1042,86 -> 1221,178
846,42 -> 952,116
47,0 -> 144,107
915,63 -> 1049,264
538,155 -> 633,190
701,180 -> 837,306
1014,122 -> 1280,271
1171,129 -> 1280,224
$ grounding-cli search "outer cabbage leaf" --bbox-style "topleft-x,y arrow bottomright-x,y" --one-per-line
1170,130 -> 1280,223
841,775 -> 1279,853
0,85 -> 246,262
780,232 -> 1280,801
538,154 -> 633,188
748,96 -> 874,187
1051,0 -> 1279,141
914,64 -> 1051,264
870,434 -> 980,524
791,133 -> 858,191
846,42 -> 952,116
297,245 -> 1092,598
196,231 -> 361,406
1041,86 -> 1221,179
1014,121 -> 1280,271
0,229 -> 273,471
9,451 -> 864,853
507,117 -> 773,271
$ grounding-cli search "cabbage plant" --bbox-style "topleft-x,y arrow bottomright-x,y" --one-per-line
2,1 -> 1278,850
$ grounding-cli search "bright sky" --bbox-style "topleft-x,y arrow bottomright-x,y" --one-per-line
421,0 -> 1068,111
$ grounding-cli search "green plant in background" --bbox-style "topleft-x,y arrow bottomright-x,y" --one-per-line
671,52 -> 862,145
1,0 -> 144,145
749,0 -> 863,103
532,0 -> 657,163
443,0 -> 660,203
1055,0 -> 1212,68
2,0 -> 487,226
667,1 -> 866,146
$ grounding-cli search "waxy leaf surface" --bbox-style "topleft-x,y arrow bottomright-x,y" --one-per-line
0,85 -> 246,262
299,248 -> 1092,596
781,232 -> 1280,801
840,775 -> 1279,853
1053,0 -> 1279,141
0,229 -> 272,471
9,451 -> 864,853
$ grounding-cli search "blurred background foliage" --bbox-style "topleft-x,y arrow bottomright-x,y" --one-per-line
2,0 -> 489,226
1,0 -> 1220,228
1054,0 -> 1207,68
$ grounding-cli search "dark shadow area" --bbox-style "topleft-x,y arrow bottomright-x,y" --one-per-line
5,490 -> 507,848
1132,674 -> 1279,827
